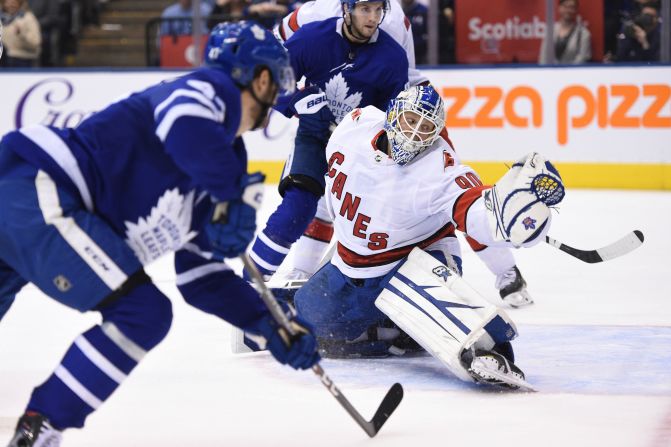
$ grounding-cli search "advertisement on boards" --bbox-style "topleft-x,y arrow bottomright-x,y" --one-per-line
0,66 -> 668,188
0,71 -> 298,162
455,0 -> 604,63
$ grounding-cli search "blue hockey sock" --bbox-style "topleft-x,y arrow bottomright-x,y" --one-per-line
26,283 -> 172,429
248,187 -> 318,276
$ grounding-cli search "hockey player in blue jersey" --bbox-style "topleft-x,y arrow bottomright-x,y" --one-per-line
1,21 -> 319,447
246,0 -> 409,281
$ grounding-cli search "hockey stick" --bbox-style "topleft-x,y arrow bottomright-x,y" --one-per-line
240,253 -> 403,437
545,230 -> 644,263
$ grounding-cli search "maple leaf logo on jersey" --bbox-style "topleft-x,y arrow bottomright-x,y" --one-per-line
124,189 -> 197,265
522,216 -> 537,230
325,73 -> 362,124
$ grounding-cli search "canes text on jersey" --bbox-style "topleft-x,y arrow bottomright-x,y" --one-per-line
328,152 -> 389,250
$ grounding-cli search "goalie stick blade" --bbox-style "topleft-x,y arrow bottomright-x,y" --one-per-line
545,230 -> 644,263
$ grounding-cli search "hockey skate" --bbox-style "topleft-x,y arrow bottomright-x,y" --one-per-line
462,349 -> 536,392
266,268 -> 311,305
496,266 -> 533,308
7,412 -> 62,447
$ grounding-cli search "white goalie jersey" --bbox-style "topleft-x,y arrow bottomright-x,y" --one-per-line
275,0 -> 428,86
325,106 -> 490,279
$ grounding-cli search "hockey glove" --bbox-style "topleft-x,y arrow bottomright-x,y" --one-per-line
483,152 -> 564,248
205,172 -> 265,259
244,312 -> 321,370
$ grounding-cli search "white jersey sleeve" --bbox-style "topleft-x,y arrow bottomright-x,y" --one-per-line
324,107 -> 488,279
275,0 -> 428,86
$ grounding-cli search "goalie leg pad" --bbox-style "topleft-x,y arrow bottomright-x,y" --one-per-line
375,248 -> 518,382
483,152 -> 564,248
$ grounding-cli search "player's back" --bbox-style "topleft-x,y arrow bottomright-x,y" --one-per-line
3,68 -> 244,236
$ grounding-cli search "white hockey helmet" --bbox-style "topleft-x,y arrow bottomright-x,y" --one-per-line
384,85 -> 445,166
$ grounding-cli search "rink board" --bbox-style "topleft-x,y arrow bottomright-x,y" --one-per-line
0,65 -> 669,189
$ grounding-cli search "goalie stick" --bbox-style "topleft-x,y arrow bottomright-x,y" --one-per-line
545,230 -> 644,263
240,254 -> 403,437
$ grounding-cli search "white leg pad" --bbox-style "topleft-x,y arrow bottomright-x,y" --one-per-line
375,248 -> 518,382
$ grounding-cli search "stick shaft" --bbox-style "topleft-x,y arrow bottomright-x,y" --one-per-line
239,253 -> 399,437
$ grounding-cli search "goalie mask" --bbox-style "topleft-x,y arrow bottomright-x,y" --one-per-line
384,85 -> 445,166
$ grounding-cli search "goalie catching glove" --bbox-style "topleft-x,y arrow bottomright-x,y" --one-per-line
483,152 -> 565,248
206,172 -> 265,259
243,310 -> 321,370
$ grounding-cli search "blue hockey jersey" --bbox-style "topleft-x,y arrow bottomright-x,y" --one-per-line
0,68 -> 268,328
284,17 -> 409,123
5,68 -> 244,258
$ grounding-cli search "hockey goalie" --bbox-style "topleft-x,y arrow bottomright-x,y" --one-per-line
282,84 -> 565,390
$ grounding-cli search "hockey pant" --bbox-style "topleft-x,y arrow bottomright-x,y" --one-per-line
293,249 -> 462,358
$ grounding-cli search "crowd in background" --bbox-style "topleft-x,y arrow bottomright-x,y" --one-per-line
0,0 -> 103,67
402,0 -> 664,63
0,0 -> 667,68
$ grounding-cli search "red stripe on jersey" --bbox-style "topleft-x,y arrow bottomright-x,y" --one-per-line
370,129 -> 385,151
337,222 -> 456,268
279,22 -> 287,41
404,16 -> 411,31
452,185 -> 488,232
303,217 -> 334,242
288,8 -> 301,32
466,235 -> 487,252
439,127 -> 455,151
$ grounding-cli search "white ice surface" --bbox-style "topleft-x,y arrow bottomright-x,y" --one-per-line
1,188 -> 670,447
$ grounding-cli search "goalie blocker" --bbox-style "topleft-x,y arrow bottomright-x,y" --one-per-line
376,248 -> 532,389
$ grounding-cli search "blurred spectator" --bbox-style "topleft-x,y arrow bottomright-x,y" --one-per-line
0,0 -> 41,67
401,0 -> 427,64
615,2 -> 661,62
81,0 -> 102,27
207,0 -> 248,30
246,0 -> 288,30
161,0 -> 213,36
28,0 -> 60,66
604,0 -> 658,61
539,0 -> 592,64
438,0 -> 454,64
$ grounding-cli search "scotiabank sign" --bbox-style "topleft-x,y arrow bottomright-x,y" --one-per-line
456,0 -> 603,63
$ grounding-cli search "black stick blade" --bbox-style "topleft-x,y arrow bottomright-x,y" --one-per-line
546,231 -> 644,264
369,383 -> 404,436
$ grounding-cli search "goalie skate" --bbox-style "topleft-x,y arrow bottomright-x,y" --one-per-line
496,266 -> 533,308
465,350 -> 536,392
